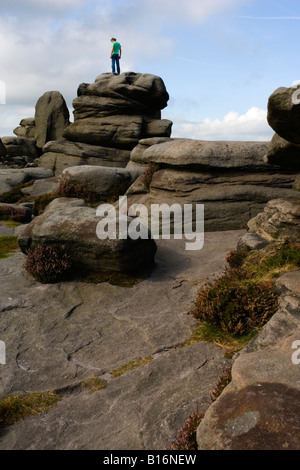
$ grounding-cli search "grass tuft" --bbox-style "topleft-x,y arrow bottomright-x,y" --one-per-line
81,377 -> 107,394
110,356 -> 153,377
0,391 -> 60,428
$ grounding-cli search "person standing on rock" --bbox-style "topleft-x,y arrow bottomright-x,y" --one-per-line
110,38 -> 121,75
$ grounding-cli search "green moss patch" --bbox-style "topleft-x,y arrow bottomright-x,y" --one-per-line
0,235 -> 19,260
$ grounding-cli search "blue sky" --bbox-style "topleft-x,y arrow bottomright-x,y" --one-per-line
1,0 -> 300,141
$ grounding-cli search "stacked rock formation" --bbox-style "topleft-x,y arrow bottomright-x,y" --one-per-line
245,84 -> 300,242
1,91 -> 70,168
0,136 -> 40,167
196,86 -> 300,450
13,118 -> 35,139
266,84 -> 300,169
125,137 -> 299,232
38,72 -> 172,175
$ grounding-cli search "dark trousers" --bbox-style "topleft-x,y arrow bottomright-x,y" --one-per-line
111,54 -> 120,74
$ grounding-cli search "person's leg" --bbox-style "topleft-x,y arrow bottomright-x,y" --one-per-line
111,55 -> 116,73
116,56 -> 120,74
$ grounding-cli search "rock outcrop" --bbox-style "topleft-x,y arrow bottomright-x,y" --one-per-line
34,91 -> 70,149
38,73 -> 172,175
125,138 -> 299,232
0,167 -> 54,196
13,118 -> 35,139
39,140 -> 132,175
0,202 -> 32,223
266,84 -> 300,169
61,165 -> 144,200
267,85 -> 300,145
265,133 -> 300,169
197,168 -> 300,449
247,198 -> 300,242
197,270 -> 300,450
18,197 -> 157,274
0,136 -> 40,167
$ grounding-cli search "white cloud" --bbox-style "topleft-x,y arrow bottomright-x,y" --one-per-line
0,105 -> 35,137
171,107 -> 273,141
0,0 -> 253,137
0,0 -> 87,15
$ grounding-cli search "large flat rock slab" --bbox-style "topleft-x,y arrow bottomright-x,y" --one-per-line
131,138 -> 270,170
0,230 -> 244,449
0,342 -> 229,450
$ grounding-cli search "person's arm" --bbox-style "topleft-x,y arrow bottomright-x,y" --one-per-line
110,46 -> 114,58
119,46 -> 122,59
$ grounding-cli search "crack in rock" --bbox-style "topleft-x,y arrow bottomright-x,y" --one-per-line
64,302 -> 84,320
66,332 -> 102,359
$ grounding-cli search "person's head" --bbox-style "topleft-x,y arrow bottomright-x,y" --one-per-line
111,38 -> 116,43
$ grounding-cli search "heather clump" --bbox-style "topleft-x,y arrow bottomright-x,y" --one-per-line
33,179 -> 100,215
170,409 -> 204,450
210,365 -> 232,402
191,267 -> 278,337
24,244 -> 72,283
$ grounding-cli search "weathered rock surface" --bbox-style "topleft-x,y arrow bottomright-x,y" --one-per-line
126,138 -> 299,232
63,73 -> 172,149
64,115 -> 145,148
35,91 -> 70,149
265,85 -> 300,169
237,232 -> 270,251
13,118 -> 35,139
0,167 -> 54,196
77,72 -> 169,115
0,203 -> 32,223
267,84 -> 300,145
1,136 -> 40,161
18,197 -> 157,274
197,270 -> 300,450
64,72 -> 172,149
0,139 -> 6,157
39,140 -> 131,175
294,175 -> 300,191
38,73 -> 172,175
264,133 -> 300,170
61,165 -> 144,199
131,138 -> 270,169
21,177 -> 60,198
247,198 -> 300,241
0,230 -> 244,450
